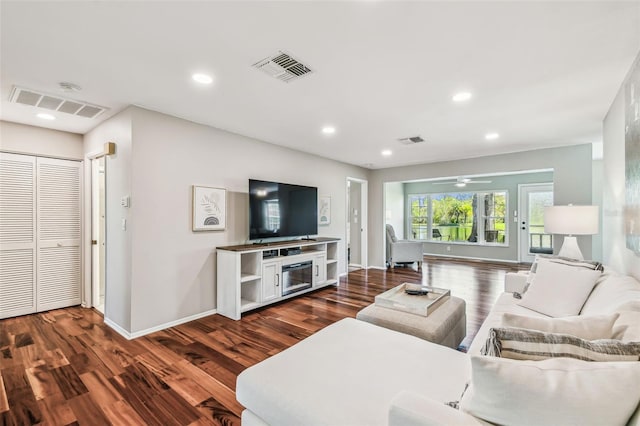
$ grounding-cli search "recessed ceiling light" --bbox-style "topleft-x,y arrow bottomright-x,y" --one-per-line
381,149 -> 392,156
36,113 -> 55,120
485,132 -> 500,140
452,92 -> 472,102
322,126 -> 336,135
192,73 -> 213,84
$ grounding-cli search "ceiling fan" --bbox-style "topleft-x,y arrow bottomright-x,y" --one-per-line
432,177 -> 492,187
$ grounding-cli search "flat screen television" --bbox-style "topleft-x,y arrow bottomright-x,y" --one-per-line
249,179 -> 318,240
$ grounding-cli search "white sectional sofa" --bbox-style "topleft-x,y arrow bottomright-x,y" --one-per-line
236,264 -> 640,426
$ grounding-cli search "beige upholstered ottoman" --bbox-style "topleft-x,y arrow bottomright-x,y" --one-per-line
356,296 -> 466,349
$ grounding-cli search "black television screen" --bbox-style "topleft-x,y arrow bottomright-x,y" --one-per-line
249,179 -> 318,240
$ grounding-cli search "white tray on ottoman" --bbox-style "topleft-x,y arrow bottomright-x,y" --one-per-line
375,283 -> 451,316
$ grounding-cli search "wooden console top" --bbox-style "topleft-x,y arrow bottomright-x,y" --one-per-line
217,237 -> 340,252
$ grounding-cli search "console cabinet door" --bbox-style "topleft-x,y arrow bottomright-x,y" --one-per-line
262,261 -> 281,302
313,254 -> 326,286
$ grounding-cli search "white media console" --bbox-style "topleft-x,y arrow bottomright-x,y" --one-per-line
216,238 -> 340,320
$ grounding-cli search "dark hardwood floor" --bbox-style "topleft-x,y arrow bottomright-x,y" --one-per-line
0,257 -> 527,425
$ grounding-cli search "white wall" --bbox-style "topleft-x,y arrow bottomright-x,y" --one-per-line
103,107 -> 369,334
384,182 -> 405,238
603,75 -> 640,278
368,144 -> 594,267
83,109 -> 133,332
0,120 -> 83,159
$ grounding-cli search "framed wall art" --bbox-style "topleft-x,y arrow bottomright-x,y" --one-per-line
192,185 -> 226,231
319,195 -> 331,226
625,56 -> 640,254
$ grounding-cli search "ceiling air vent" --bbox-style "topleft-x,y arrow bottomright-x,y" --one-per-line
398,136 -> 425,145
9,86 -> 108,119
253,51 -> 313,83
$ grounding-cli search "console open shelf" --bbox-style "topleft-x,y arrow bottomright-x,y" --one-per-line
240,274 -> 261,283
217,237 -> 340,320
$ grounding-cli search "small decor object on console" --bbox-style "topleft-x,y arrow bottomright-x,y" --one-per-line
192,185 -> 226,231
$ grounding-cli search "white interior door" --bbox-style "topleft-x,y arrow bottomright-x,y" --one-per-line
346,177 -> 367,270
518,183 -> 554,263
0,153 -> 37,318
348,180 -> 362,268
36,157 -> 82,312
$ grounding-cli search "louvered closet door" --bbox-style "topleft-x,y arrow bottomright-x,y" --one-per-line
0,153 -> 37,319
37,157 -> 82,312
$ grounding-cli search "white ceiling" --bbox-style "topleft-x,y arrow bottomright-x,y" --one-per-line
1,1 -> 639,169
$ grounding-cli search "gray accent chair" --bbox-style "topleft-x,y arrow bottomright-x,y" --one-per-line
385,224 -> 423,269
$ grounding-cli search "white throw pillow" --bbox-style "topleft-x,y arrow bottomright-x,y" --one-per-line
518,260 -> 601,317
501,312 -> 619,340
481,327 -> 640,361
580,273 -> 640,315
459,356 -> 640,426
612,310 -> 640,342
521,255 -> 603,296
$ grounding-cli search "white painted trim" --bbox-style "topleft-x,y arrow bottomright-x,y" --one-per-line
104,309 -> 218,340
0,149 -> 82,162
367,266 -> 387,270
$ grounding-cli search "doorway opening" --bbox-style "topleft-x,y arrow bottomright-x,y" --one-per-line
518,183 -> 554,263
346,177 -> 367,271
91,156 -> 106,313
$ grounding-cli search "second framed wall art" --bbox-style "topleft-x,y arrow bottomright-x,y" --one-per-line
319,196 -> 331,225
192,185 -> 226,231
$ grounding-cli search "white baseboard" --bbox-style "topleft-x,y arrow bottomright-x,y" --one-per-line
104,308 -> 218,340
423,254 -> 521,264
104,318 -> 133,339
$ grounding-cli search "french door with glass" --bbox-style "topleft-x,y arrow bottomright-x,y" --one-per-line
518,183 -> 553,263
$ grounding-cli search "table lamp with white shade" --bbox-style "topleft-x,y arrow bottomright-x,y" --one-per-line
543,205 -> 599,260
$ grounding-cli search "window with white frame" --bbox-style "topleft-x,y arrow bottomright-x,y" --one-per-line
408,195 -> 429,240
408,191 -> 508,244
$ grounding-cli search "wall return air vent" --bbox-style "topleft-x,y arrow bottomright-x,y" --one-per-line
253,51 -> 313,83
9,86 -> 108,119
